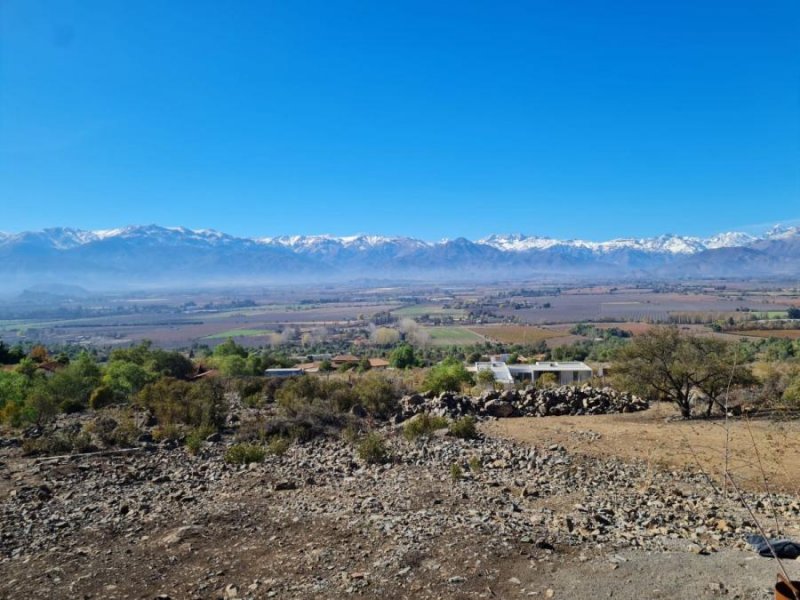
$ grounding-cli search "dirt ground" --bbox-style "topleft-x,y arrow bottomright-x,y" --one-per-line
484,404 -> 800,495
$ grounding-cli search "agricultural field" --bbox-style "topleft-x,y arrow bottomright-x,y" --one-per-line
392,305 -> 466,318
502,290 -> 785,324
424,326 -> 485,345
469,324 -> 571,344
205,328 -> 274,339
735,329 -> 800,339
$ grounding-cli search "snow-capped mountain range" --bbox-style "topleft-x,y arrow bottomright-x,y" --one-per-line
0,224 -> 798,289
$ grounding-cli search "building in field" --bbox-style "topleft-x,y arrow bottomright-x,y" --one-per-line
264,368 -> 305,378
471,361 -> 593,386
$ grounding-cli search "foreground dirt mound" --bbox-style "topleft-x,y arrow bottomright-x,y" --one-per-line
1,422 -> 797,599
397,385 -> 648,421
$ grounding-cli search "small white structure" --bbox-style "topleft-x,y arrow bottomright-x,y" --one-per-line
264,368 -> 305,378
471,361 -> 593,386
473,361 -> 514,384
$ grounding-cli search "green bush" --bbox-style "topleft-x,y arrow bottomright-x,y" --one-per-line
450,463 -> 463,481
403,413 -> 449,441
224,443 -> 266,465
357,432 -> 389,464
137,378 -> 227,430
467,456 -> 482,472
448,416 -> 478,440
423,358 -> 473,394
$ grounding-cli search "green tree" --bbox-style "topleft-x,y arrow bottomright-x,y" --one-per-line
217,354 -> 248,376
389,344 -> 418,369
103,361 -> 154,398
424,357 -> 473,394
213,338 -> 248,359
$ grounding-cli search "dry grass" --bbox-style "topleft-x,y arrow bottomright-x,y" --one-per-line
484,404 -> 800,494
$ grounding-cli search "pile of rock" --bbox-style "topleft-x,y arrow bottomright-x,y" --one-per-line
396,385 -> 648,421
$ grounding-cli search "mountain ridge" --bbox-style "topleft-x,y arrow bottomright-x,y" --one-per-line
0,224 -> 798,289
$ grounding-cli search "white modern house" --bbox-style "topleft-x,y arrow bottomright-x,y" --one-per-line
471,361 -> 593,385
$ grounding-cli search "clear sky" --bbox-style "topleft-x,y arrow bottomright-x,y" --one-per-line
1,1 -> 798,240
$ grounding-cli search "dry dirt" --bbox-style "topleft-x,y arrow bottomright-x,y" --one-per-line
484,404 -> 800,495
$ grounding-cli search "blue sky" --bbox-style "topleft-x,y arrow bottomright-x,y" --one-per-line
1,1 -> 798,241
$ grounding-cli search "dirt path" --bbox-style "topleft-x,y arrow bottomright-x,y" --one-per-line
484,405 -> 800,494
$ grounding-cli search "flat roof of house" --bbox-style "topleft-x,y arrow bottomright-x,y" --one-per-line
530,361 -> 593,372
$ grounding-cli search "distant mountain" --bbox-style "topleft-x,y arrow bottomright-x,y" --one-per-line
0,224 -> 798,290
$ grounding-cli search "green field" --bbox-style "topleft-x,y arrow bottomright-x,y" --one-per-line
392,305 -> 466,318
750,311 -> 789,319
425,326 -> 484,345
205,328 -> 274,339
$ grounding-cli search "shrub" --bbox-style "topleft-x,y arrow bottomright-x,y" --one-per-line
185,425 -> 215,455
357,432 -> 389,464
467,456 -> 482,472
403,413 -> 449,441
450,463 -> 463,480
22,432 -> 75,456
224,443 -> 266,465
353,372 -> 400,418
89,385 -> 116,410
137,378 -> 227,430
341,423 -> 362,444
267,436 -> 291,456
448,416 -> 478,440
424,358 -> 473,394
152,423 -> 183,443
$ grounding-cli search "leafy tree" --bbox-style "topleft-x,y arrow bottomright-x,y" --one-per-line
147,349 -> 195,379
389,344 -> 418,369
424,357 -> 473,394
213,338 -> 248,359
788,307 -> 800,319
103,361 -> 154,398
46,352 -> 102,412
613,327 -> 754,418
217,354 -> 249,376
319,359 -> 334,372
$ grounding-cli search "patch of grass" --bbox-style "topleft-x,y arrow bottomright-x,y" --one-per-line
468,456 -> 482,472
425,327 -> 484,346
224,443 -> 266,465
450,463 -> 463,481
469,325 -> 570,344
448,416 -> 478,439
392,305 -> 466,318
357,432 -> 389,464
403,413 -> 449,441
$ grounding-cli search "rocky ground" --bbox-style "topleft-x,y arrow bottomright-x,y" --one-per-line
396,385 -> 649,420
2,410 -> 799,599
